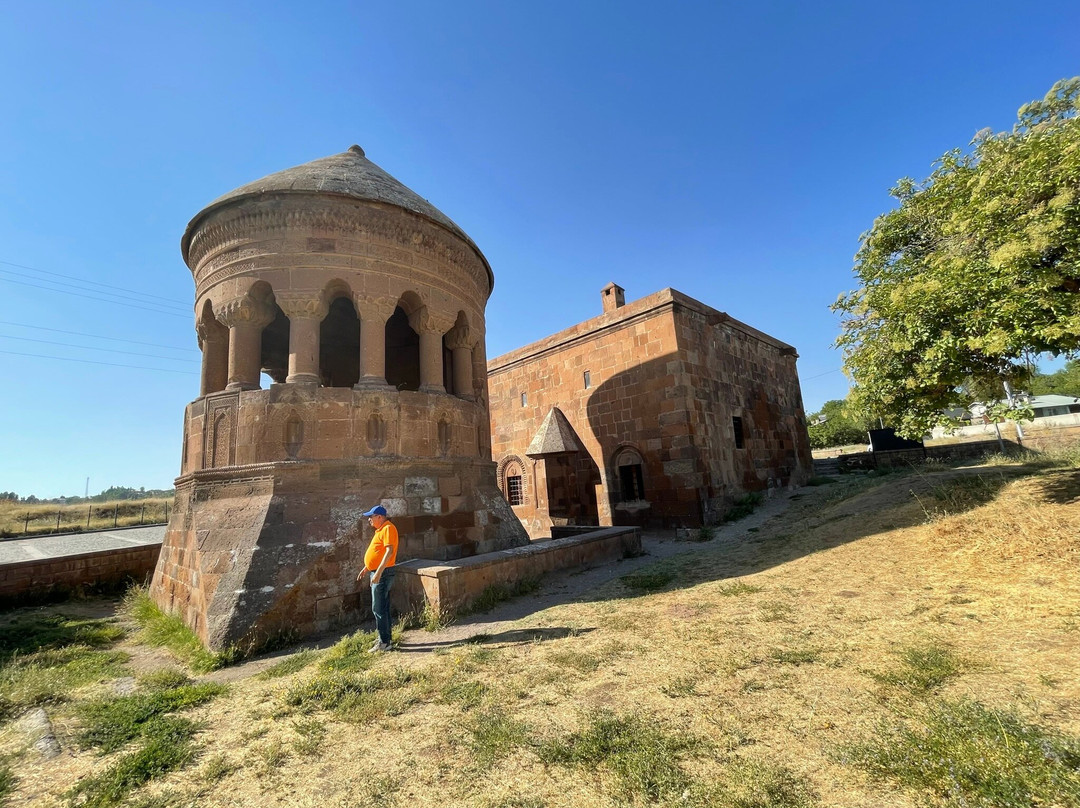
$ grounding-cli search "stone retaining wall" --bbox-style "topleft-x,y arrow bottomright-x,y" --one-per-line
0,543 -> 161,605
391,526 -> 641,618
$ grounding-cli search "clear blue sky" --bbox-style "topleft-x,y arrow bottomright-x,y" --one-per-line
1,1 -> 1076,498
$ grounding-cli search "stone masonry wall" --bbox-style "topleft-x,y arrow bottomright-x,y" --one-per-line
0,544 -> 161,605
488,288 -> 814,534
490,290 -> 702,535
153,457 -> 522,650
672,294 -> 813,520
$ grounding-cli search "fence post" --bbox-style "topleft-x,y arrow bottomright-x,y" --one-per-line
165,502 -> 169,522
56,510 -> 61,533
24,512 -> 29,534
140,503 -> 145,525
87,504 -> 92,529
113,506 -> 119,528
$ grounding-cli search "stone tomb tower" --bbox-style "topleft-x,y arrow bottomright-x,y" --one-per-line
151,146 -> 529,650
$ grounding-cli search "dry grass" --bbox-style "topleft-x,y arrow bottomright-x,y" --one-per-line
0,498 -> 171,538
2,461 -> 1078,807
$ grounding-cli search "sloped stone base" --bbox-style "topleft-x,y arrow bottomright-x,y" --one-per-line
150,457 -> 528,651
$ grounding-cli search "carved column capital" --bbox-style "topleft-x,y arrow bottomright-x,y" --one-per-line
275,292 -> 329,321
411,309 -> 456,336
444,323 -> 478,351
217,295 -> 275,330
353,294 -> 398,324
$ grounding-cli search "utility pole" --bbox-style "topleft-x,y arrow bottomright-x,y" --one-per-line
1003,381 -> 1026,443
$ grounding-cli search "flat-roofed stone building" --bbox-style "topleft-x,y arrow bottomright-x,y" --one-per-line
488,285 -> 813,538
151,146 -> 528,651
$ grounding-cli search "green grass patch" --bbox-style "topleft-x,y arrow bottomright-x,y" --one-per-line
842,699 -> 1080,807
620,569 -> 675,593
66,717 -> 199,808
124,589 -> 236,673
723,492 -> 764,523
257,649 -> 321,680
539,712 -> 705,803
0,757 -> 14,806
769,647 -> 821,665
440,677 -> 489,711
708,758 -> 816,808
806,476 -> 838,486
282,666 -> 428,723
318,630 -> 378,673
717,581 -> 763,597
0,612 -> 124,658
758,601 -> 794,622
0,645 -> 129,720
872,641 -> 964,694
76,681 -> 226,753
291,716 -> 327,756
467,707 -> 530,767
0,612 -> 129,720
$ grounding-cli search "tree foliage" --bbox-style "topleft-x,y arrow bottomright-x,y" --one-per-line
835,78 -> 1080,436
807,399 -> 875,449
1029,359 -> 1080,396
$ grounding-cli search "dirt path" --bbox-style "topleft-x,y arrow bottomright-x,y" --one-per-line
206,485 -> 815,681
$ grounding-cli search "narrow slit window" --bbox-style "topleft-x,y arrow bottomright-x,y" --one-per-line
521,392 -> 527,407
583,370 -> 591,389
732,416 -> 744,449
507,475 -> 523,506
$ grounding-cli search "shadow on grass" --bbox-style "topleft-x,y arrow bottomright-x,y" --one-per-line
1036,468 -> 1080,505
398,626 -> 595,653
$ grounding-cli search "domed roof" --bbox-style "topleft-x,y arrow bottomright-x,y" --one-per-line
182,146 -> 491,286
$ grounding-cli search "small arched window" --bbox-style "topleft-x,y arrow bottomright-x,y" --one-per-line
498,455 -> 527,506
614,447 -> 645,502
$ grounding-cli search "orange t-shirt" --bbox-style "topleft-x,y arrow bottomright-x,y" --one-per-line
364,521 -> 399,571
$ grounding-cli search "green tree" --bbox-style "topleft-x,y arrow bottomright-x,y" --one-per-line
834,78 -> 1080,437
806,399 -> 875,449
1029,359 -> 1080,396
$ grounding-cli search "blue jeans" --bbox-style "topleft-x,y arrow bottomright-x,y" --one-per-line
370,568 -> 395,645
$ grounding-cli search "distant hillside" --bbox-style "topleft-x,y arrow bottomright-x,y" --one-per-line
0,485 -> 175,505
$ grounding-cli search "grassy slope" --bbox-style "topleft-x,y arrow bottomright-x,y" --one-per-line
1,463 -> 1078,807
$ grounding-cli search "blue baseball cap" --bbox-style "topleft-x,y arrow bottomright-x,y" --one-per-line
362,505 -> 388,517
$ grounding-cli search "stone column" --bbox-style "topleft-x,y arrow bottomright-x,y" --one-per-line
277,294 -> 329,385
412,310 -> 454,394
444,322 -> 477,400
197,321 -> 229,396
354,295 -> 396,389
218,295 -> 275,391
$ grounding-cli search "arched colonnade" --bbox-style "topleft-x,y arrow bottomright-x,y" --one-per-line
196,280 -> 480,400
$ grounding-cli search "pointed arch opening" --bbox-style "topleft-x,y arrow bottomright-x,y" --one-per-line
320,287 -> 360,387
386,292 -> 423,391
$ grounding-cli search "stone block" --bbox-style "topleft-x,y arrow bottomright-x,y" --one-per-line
405,476 -> 438,497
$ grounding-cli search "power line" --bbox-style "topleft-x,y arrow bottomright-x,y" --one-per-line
0,258 -> 190,307
802,368 -> 844,381
0,320 -> 197,352
0,334 -> 199,363
0,348 -> 198,375
0,267 -> 190,313
0,276 -> 191,319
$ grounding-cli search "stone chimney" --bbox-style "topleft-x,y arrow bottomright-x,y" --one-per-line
601,282 -> 625,313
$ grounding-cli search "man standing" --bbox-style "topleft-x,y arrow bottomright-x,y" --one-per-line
356,505 -> 398,652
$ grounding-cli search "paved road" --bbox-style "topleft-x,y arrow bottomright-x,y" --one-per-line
0,526 -> 166,565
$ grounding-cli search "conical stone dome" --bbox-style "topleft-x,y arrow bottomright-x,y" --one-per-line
181,145 -> 490,287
